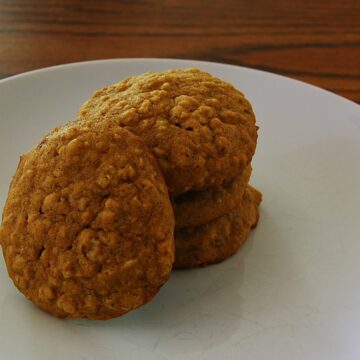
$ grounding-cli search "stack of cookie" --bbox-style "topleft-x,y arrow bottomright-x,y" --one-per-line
78,68 -> 262,269
0,68 -> 261,320
174,181 -> 262,268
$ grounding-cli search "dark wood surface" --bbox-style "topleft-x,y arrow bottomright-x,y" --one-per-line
0,0 -> 359,102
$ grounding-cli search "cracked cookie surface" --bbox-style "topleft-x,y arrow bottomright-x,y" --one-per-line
0,121 -> 175,319
174,185 -> 262,269
78,68 -> 258,195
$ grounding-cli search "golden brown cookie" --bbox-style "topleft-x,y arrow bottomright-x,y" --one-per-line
77,68 -> 258,195
174,185 -> 262,269
0,121 -> 175,319
174,165 -> 252,229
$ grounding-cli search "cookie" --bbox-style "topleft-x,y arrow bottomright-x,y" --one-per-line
78,68 -> 258,195
174,165 -> 252,229
174,185 -> 262,269
0,121 -> 175,319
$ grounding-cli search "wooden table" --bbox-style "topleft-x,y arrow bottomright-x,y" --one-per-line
0,0 -> 359,103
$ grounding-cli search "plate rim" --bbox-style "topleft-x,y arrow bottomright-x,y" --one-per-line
0,57 -> 358,109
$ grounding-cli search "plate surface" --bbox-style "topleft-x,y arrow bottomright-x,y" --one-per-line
0,59 -> 360,360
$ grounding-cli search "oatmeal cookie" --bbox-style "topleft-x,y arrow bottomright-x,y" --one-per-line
0,121 -> 175,319
174,185 -> 262,269
78,68 -> 258,195
174,165 -> 252,229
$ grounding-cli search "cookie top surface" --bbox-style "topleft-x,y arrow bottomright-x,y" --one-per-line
174,165 -> 252,229
174,185 -> 262,268
78,68 -> 258,195
0,121 -> 174,319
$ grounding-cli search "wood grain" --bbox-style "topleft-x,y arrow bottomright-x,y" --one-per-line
0,0 -> 359,102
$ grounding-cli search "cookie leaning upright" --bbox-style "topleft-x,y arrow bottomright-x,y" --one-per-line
78,68 -> 258,195
0,121 -> 174,319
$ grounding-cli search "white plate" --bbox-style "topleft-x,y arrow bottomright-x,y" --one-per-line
0,59 -> 360,360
